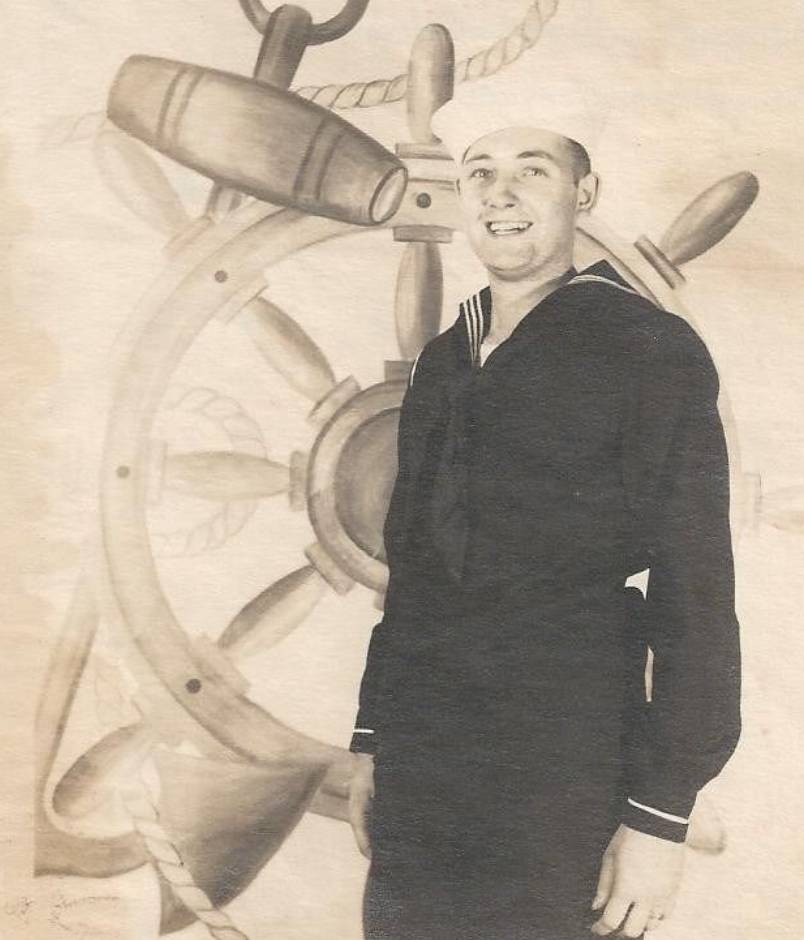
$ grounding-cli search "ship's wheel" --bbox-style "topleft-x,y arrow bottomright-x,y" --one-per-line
36,4 -> 767,937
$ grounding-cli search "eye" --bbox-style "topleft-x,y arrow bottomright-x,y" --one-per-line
522,165 -> 548,177
468,167 -> 492,180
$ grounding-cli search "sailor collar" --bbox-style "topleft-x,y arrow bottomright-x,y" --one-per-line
458,260 -> 638,367
407,261 -> 639,387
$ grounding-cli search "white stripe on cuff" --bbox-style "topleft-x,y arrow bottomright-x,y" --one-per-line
353,728 -> 375,735
627,797 -> 690,825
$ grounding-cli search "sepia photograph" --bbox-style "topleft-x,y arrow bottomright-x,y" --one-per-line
3,1 -> 804,937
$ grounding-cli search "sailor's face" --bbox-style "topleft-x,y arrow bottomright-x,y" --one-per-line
457,127 -> 592,279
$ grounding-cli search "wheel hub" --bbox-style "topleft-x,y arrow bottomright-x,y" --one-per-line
307,378 -> 406,592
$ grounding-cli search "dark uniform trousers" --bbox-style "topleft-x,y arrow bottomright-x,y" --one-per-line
362,724 -> 631,940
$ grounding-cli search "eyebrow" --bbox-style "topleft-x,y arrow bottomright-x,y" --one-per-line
463,149 -> 559,164
516,150 -> 559,163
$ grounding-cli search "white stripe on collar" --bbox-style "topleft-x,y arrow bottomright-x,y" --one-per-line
460,299 -> 472,361
566,272 -> 638,295
456,274 -> 634,372
412,290 -> 482,387
471,293 -> 483,361
461,292 -> 484,364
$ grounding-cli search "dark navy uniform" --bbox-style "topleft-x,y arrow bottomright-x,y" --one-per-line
350,262 -> 742,940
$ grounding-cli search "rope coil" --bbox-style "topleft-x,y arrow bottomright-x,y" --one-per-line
293,0 -> 559,109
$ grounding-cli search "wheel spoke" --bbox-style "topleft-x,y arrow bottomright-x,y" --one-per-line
394,240 -> 443,360
219,564 -> 329,657
390,24 -> 453,360
658,171 -> 759,268
636,172 -> 759,287
53,562 -> 331,819
163,451 -> 290,501
94,127 -> 190,237
406,24 -> 455,144
239,297 -> 337,402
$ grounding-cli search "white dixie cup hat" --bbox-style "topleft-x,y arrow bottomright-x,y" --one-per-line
430,74 -> 608,168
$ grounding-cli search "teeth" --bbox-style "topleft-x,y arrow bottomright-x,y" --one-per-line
487,221 -> 531,234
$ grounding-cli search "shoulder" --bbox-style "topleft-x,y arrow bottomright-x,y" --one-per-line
407,317 -> 464,390
569,262 -> 719,392
626,304 -> 718,396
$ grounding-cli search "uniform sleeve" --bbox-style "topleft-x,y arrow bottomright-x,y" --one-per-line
621,322 -> 742,842
349,358 -> 421,756
349,615 -> 392,755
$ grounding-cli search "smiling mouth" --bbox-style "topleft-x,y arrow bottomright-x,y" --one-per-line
485,221 -> 533,236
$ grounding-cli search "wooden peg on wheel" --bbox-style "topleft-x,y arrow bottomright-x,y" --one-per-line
240,296 -> 338,404
94,127 -> 191,237
392,25 -> 456,365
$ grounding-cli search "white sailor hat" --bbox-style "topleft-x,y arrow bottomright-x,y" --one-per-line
431,73 -> 607,166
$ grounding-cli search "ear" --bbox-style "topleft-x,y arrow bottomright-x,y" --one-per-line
576,171 -> 600,213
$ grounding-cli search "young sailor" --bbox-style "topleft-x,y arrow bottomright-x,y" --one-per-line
347,79 -> 742,940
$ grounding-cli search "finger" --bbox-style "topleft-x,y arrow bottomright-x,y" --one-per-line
350,810 -> 372,859
592,852 -> 615,910
591,896 -> 631,935
348,795 -> 372,859
622,901 -> 651,938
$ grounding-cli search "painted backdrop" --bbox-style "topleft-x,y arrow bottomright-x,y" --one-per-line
4,1 -> 804,938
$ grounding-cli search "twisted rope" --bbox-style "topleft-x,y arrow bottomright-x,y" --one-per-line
44,0 -> 560,147
126,784 -> 250,940
293,0 -> 560,108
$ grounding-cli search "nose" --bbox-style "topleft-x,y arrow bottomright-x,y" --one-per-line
483,175 -> 518,210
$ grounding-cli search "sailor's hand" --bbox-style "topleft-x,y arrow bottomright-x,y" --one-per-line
348,752 -> 375,860
590,824 -> 684,936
